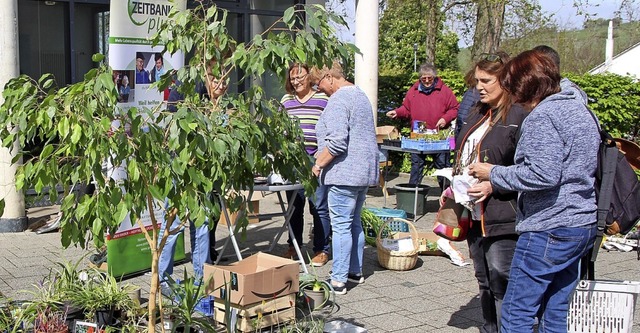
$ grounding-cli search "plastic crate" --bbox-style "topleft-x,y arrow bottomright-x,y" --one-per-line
568,280 -> 640,333
401,137 -> 450,151
365,207 -> 408,231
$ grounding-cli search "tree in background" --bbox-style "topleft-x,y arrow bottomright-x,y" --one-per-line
378,0 -> 459,74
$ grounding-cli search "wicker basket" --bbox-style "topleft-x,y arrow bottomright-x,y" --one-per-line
376,218 -> 419,271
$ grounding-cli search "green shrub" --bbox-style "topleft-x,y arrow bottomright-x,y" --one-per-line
377,71 -> 640,175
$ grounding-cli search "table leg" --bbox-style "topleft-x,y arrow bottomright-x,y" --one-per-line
268,190 -> 308,274
214,193 -> 244,264
413,184 -> 419,223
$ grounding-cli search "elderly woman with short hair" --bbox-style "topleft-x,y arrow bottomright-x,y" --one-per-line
310,61 -> 379,295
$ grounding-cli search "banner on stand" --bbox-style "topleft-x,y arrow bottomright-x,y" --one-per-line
106,0 -> 187,277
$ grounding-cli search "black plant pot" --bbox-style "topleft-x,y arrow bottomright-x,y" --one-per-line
95,308 -> 120,328
63,303 -> 84,330
175,325 -> 199,333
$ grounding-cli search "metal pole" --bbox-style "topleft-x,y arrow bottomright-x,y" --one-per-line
413,43 -> 418,72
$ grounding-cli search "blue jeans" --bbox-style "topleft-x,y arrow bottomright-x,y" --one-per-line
409,152 -> 451,189
311,185 -> 331,254
328,185 -> 367,283
467,223 -> 518,333
158,212 -> 211,282
286,185 -> 331,254
501,225 -> 596,333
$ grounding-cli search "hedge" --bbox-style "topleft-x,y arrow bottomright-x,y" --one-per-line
378,71 -> 640,174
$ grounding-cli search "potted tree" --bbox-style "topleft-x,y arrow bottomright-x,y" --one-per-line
0,3 -> 354,333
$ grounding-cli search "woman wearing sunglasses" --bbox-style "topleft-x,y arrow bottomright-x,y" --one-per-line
448,51 -> 528,333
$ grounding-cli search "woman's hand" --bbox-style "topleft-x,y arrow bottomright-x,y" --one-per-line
467,181 -> 493,203
312,164 -> 321,177
468,162 -> 494,181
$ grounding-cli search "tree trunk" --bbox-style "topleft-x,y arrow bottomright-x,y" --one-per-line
148,247 -> 159,333
424,0 -> 442,65
470,0 -> 507,61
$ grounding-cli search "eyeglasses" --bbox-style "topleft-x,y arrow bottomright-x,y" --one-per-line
478,53 -> 503,63
312,74 -> 328,90
289,74 -> 308,82
420,75 -> 434,81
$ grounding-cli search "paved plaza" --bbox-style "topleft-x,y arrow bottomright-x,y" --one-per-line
1,173 -> 639,332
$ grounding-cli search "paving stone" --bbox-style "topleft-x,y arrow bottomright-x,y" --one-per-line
2,173 -> 639,332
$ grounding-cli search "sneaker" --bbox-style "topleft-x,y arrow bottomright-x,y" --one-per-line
347,273 -> 365,284
310,252 -> 329,267
327,279 -> 347,295
283,246 -> 297,259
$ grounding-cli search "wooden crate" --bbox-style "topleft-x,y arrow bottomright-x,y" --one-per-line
212,293 -> 296,332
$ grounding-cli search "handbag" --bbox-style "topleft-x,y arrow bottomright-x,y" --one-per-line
432,197 -> 470,241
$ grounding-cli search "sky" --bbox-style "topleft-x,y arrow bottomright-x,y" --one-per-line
540,0 -> 621,29
328,0 -> 624,44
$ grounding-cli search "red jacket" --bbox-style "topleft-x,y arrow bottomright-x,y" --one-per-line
394,79 -> 459,129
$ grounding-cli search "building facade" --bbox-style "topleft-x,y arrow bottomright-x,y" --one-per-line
18,0 -> 303,96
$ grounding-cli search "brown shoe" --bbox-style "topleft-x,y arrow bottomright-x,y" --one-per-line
283,246 -> 297,259
310,251 -> 329,267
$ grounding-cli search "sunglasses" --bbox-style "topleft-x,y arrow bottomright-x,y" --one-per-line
478,53 -> 503,63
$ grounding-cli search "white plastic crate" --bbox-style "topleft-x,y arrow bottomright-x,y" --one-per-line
568,280 -> 640,333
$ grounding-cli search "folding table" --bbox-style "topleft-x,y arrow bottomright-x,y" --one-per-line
216,183 -> 309,274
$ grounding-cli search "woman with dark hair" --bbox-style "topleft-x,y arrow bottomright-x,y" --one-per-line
280,63 -> 332,267
446,51 -> 527,333
468,49 -> 600,332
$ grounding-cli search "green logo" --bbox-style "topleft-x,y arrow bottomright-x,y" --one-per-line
128,0 -> 148,26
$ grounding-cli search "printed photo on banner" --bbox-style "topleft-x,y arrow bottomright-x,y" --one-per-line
113,70 -> 135,103
135,52 -> 152,85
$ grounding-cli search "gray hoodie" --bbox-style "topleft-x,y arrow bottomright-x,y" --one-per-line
489,87 -> 599,233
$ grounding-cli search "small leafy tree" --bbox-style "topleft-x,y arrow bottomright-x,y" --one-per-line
0,3 -> 354,332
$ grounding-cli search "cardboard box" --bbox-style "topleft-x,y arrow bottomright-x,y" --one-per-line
204,252 -> 299,306
218,200 -> 260,225
212,293 -> 296,332
375,126 -> 399,144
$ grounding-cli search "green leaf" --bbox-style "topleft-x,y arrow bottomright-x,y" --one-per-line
283,7 -> 295,27
92,53 -> 105,62
114,202 -> 129,224
128,159 -> 140,182
71,124 -> 82,144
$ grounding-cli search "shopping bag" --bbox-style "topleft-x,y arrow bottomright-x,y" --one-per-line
432,198 -> 470,241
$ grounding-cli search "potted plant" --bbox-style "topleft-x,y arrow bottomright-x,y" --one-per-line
33,309 -> 69,333
162,271 -> 215,333
298,260 -> 335,312
69,268 -> 138,328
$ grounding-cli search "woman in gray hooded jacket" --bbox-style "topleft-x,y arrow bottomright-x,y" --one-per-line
468,49 -> 600,333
